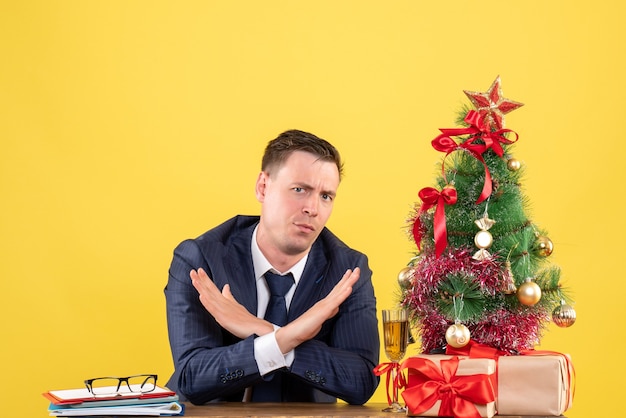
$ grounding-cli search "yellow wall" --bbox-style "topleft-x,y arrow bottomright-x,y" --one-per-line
1,1 -> 622,416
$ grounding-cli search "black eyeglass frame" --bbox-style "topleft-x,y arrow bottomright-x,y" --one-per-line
84,374 -> 158,396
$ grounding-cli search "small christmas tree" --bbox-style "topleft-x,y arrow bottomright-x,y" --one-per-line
400,76 -> 576,354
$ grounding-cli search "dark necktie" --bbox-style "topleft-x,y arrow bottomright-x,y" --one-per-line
263,271 -> 294,326
251,271 -> 294,402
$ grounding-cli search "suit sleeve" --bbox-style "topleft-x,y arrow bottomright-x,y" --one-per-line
289,253 -> 380,405
164,239 -> 261,404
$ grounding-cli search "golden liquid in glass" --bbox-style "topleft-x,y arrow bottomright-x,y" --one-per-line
383,320 -> 408,361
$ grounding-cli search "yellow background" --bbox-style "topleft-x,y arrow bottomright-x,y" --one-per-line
1,1 -> 622,416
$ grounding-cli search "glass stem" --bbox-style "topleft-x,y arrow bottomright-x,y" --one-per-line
392,362 -> 399,405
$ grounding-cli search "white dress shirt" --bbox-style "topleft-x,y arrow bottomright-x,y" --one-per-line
251,225 -> 308,376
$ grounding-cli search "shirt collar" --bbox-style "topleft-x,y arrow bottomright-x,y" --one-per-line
251,225 -> 307,285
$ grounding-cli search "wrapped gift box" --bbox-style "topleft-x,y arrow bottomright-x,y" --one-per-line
401,355 -> 496,418
496,352 -> 574,416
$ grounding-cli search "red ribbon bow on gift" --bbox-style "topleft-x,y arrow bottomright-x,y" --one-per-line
401,356 -> 495,418
373,362 -> 407,407
431,110 -> 519,204
412,185 -> 457,258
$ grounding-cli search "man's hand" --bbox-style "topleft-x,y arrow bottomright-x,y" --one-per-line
275,267 -> 360,354
190,268 -> 274,339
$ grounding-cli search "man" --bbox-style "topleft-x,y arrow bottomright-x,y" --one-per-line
164,129 -> 379,405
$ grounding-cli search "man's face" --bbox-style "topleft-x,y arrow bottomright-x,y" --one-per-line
255,150 -> 340,258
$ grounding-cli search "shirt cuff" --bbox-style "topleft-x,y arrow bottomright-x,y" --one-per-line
254,328 -> 295,376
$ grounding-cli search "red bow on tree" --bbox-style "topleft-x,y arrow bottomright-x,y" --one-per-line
400,356 -> 495,418
431,110 -> 519,204
412,185 -> 457,258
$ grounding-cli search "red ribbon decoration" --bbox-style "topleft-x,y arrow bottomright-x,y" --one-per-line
445,339 -> 507,359
431,134 -> 492,205
400,356 -> 495,418
412,186 -> 457,258
373,362 -> 407,406
437,110 -> 519,157
431,110 -> 519,204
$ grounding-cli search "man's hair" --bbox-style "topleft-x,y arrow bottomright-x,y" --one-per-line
261,129 -> 344,180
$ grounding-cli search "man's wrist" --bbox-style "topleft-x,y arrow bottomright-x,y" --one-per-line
254,318 -> 275,337
254,330 -> 289,375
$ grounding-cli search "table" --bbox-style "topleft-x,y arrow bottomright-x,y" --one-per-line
182,402 -> 565,417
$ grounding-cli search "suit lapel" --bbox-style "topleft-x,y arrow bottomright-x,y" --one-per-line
288,240 -> 330,321
223,223 -> 258,316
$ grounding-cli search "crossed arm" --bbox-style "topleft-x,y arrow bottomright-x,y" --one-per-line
190,267 -> 361,354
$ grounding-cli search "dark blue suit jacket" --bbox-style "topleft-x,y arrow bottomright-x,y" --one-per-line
164,215 -> 379,405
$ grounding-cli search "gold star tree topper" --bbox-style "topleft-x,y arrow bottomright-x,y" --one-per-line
464,76 -> 524,130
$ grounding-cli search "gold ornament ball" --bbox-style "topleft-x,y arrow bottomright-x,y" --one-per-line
445,323 -> 471,348
534,235 -> 554,257
517,279 -> 542,306
507,158 -> 521,171
474,230 -> 493,249
397,266 -> 413,289
552,303 -> 577,327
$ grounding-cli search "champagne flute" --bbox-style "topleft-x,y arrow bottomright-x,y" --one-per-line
382,308 -> 409,413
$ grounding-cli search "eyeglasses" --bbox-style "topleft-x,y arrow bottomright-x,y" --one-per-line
84,374 -> 158,397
